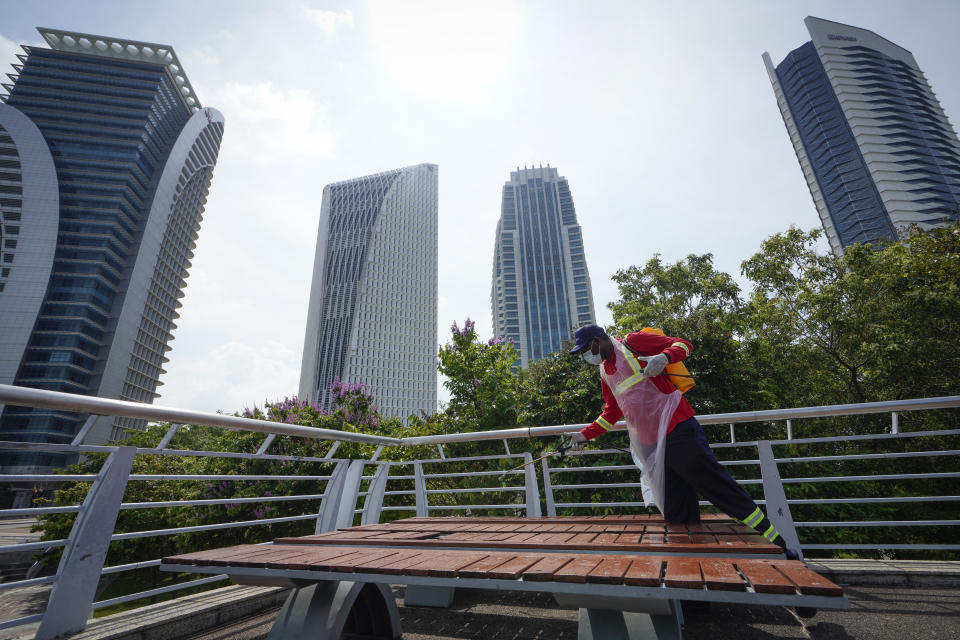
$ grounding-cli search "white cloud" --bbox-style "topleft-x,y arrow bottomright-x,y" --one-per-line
301,7 -> 355,35
367,0 -> 520,106
159,339 -> 300,414
207,81 -> 334,162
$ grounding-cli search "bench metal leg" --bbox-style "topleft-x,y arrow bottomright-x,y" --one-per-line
268,580 -> 401,640
404,584 -> 456,607
579,601 -> 682,640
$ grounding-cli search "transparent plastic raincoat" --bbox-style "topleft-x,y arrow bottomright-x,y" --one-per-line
598,339 -> 682,513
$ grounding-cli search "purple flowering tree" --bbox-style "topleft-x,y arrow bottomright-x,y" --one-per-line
437,317 -> 519,431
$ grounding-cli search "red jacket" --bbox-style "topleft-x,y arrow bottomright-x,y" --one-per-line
580,331 -> 695,440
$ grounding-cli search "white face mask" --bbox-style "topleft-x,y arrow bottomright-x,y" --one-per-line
582,351 -> 603,366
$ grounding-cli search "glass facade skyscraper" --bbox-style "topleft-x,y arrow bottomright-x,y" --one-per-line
491,166 -> 596,369
764,17 -> 960,253
0,29 -> 224,472
299,164 -> 438,420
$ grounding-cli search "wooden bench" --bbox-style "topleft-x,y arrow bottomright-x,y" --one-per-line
161,515 -> 847,639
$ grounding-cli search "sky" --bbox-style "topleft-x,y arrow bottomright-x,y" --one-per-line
1,0 -> 958,415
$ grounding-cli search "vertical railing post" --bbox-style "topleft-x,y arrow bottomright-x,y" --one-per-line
541,456 -> 556,517
35,446 -> 136,640
522,452 -> 542,517
757,441 -> 802,557
729,423 -> 736,443
786,420 -> 793,440
414,461 -> 428,517
891,412 -> 899,434
334,460 -> 367,529
361,463 -> 391,525
315,460 -> 348,533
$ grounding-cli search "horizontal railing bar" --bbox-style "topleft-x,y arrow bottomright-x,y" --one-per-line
0,574 -> 57,592
548,465 -> 638,473
417,454 -> 527,464
425,470 -> 516,479
110,513 -> 318,541
1,475 -> 98,482
802,544 -> 960,550
796,520 -> 960,527
0,539 -> 67,554
0,440 -> 117,453
379,506 -> 417,511
552,483 -> 647,491
126,474 -> 332,481
400,396 -> 960,445
92,575 -> 229,610
775,450 -> 960,464
0,614 -> 44,632
0,440 -> 342,464
118,494 -> 327,510
0,384 -> 399,445
764,429 -> 960,447
427,504 -> 526,510
425,487 -> 525,495
382,490 -> 416,496
101,559 -> 162,574
555,502 -> 649,508
2,505 -> 81,516
781,472 -> 960,484
787,496 -> 960,504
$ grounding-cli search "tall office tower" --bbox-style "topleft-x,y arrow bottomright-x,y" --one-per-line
299,164 -> 438,421
491,165 -> 596,369
763,17 -> 960,254
0,28 -> 224,472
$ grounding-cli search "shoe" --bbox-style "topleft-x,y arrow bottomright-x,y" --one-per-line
784,547 -> 801,561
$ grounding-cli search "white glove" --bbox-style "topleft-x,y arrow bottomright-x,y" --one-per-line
567,432 -> 588,453
642,353 -> 669,377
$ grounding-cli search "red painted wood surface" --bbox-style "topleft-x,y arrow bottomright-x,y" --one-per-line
274,516 -> 780,555
162,542 -> 843,599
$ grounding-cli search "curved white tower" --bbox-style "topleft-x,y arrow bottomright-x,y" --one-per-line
0,29 -> 224,472
299,164 -> 438,421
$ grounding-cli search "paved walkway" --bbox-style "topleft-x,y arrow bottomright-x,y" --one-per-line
2,561 -> 958,639
171,584 -> 960,640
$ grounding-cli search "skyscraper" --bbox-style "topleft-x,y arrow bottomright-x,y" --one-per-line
491,165 -> 596,369
299,164 -> 438,420
0,28 -> 224,471
763,17 -> 960,254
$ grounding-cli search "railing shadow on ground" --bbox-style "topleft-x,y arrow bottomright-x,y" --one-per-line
0,383 -> 958,639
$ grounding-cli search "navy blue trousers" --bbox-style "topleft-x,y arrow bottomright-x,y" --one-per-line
662,417 -> 757,524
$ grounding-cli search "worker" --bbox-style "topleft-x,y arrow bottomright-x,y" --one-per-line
568,325 -> 799,560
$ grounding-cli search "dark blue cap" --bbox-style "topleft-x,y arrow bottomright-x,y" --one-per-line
570,325 -> 606,354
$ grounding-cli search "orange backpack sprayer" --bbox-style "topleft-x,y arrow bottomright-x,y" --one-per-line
629,328 -> 695,394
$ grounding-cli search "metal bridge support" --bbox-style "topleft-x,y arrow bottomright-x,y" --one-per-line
35,446 -> 136,640
757,440 -> 802,557
268,580 -> 401,640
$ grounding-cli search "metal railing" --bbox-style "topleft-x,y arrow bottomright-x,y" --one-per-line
0,383 -> 958,638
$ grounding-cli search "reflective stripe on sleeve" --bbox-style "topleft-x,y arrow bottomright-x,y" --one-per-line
763,524 -> 780,543
596,416 -> 613,431
741,507 -> 764,528
671,341 -> 691,357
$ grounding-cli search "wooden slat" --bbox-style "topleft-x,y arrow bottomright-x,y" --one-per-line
699,558 -> 746,591
587,557 -> 633,584
366,551 -> 434,575
551,556 -> 604,583
566,533 -> 598,544
284,547 -> 368,570
623,556 -> 664,587
458,554 -> 518,579
771,562 -> 844,597
162,544 -> 256,566
522,555 -> 575,581
327,550 -> 403,572
487,555 -> 542,579
663,557 -> 703,589
737,560 -> 798,594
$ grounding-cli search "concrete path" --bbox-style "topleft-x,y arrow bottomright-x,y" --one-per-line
179,583 -> 960,640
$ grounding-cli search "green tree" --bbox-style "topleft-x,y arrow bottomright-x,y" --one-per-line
437,318 -> 519,431
607,253 -> 751,413
517,347 -> 598,427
